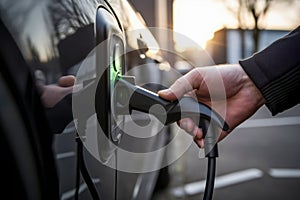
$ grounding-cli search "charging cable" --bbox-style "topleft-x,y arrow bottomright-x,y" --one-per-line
200,119 -> 219,200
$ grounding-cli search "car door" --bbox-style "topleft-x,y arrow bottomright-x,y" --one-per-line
1,0 -> 172,199
0,0 -> 117,199
70,0 -> 167,198
102,1 -> 174,200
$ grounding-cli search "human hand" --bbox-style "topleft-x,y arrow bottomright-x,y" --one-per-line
40,75 -> 76,108
158,64 -> 265,147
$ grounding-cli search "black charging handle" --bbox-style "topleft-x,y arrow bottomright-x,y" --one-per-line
115,78 -> 228,131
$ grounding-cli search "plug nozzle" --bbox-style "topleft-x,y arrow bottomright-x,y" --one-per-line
114,78 -> 229,131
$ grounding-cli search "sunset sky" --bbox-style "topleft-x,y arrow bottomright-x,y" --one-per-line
173,0 -> 300,50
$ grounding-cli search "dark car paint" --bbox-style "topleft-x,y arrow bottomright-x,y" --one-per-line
0,0 -> 170,199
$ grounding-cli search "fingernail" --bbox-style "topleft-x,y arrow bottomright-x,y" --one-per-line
200,139 -> 205,148
158,89 -> 170,95
192,126 -> 198,137
180,121 -> 187,129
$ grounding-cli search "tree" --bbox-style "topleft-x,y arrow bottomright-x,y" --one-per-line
223,0 -> 295,54
48,0 -> 96,41
246,0 -> 272,53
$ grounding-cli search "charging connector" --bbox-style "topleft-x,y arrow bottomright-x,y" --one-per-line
115,78 -> 228,131
114,77 -> 228,200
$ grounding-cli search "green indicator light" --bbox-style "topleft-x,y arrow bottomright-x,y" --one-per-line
110,62 -> 118,82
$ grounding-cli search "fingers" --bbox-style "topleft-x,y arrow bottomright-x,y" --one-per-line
179,118 -> 198,136
218,130 -> 231,142
194,138 -> 204,149
178,117 -> 231,148
58,75 -> 76,87
178,118 -> 204,148
158,69 -> 201,101
157,67 -> 232,148
157,88 -> 178,101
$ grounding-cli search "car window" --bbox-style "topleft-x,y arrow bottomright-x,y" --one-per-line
0,0 -> 98,83
106,0 -> 160,58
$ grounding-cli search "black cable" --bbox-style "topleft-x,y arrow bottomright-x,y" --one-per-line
75,134 -> 100,200
200,119 -> 219,200
203,157 -> 216,200
75,135 -> 81,200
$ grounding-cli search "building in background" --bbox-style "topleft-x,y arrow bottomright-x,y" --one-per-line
206,28 -> 289,64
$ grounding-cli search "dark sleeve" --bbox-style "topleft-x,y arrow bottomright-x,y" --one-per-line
239,26 -> 300,115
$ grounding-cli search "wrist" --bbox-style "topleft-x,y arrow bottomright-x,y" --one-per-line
240,65 -> 266,107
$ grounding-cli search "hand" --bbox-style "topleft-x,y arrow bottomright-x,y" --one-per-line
40,75 -> 76,108
158,64 -> 265,147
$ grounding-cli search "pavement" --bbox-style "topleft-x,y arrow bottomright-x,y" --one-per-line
152,104 -> 300,200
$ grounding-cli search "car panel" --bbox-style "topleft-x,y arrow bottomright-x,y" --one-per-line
0,0 -> 169,199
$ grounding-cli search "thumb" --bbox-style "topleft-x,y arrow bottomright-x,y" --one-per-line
158,72 -> 197,101
58,75 -> 76,87
157,88 -> 178,101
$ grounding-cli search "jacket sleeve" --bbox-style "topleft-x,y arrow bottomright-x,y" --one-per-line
239,26 -> 300,115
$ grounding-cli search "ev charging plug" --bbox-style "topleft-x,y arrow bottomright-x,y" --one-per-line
114,77 -> 228,132
114,77 -> 229,200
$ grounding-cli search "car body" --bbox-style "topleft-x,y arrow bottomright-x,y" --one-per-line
0,0 -> 173,199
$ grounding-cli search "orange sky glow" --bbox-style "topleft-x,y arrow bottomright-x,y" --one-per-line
173,0 -> 300,50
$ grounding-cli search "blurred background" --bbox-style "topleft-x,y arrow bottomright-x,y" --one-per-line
2,0 -> 299,199
127,0 -> 300,199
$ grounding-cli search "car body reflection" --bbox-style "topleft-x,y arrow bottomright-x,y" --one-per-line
0,0 -> 172,199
